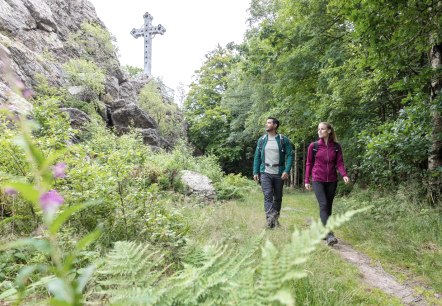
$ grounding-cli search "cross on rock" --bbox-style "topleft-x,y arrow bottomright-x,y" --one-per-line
130,12 -> 166,76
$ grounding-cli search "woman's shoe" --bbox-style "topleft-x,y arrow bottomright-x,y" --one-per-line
326,233 -> 338,246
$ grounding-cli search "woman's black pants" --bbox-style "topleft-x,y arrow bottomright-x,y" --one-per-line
312,181 -> 337,226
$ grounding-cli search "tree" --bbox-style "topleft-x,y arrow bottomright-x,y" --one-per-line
184,44 -> 239,167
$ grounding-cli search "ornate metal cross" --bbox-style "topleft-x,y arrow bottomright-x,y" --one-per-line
130,12 -> 166,76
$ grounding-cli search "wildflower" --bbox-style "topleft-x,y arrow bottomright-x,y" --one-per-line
3,187 -> 18,196
39,190 -> 64,213
22,88 -> 35,100
52,162 -> 67,179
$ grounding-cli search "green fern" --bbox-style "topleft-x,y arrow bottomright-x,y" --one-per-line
87,208 -> 369,305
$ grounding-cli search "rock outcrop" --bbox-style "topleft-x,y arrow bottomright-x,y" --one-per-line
0,0 -> 172,149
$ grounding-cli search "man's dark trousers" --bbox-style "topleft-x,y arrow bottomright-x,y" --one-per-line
260,172 -> 283,227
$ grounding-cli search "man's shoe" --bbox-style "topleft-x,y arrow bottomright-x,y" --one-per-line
266,214 -> 276,229
326,233 -> 338,246
275,219 -> 281,227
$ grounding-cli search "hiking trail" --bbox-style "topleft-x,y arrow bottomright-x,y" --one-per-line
332,241 -> 429,305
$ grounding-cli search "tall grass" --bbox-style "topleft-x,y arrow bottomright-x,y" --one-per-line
182,187 -> 400,305
335,186 -> 442,296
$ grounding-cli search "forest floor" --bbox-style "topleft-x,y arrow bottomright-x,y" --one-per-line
184,187 -> 441,305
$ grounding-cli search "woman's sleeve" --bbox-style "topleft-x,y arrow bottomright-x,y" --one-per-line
304,143 -> 313,184
336,145 -> 348,178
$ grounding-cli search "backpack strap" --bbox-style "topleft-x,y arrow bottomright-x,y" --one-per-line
259,134 -> 287,156
279,134 -> 285,154
312,141 -> 340,166
312,141 -> 319,166
258,134 -> 266,154
334,142 -> 341,165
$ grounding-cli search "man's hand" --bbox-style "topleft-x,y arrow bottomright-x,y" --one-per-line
305,183 -> 311,190
281,172 -> 288,180
253,174 -> 259,182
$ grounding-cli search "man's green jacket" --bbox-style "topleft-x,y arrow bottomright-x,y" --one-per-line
253,134 -> 293,175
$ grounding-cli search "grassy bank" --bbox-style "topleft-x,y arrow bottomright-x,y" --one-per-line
334,188 -> 442,303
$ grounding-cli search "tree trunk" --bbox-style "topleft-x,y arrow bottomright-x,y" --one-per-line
302,141 -> 306,190
428,43 -> 442,204
293,145 -> 298,188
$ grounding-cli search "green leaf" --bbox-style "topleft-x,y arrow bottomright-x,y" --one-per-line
0,288 -> 17,301
16,265 -> 45,287
22,133 -> 45,169
0,238 -> 50,253
75,226 -> 102,251
47,277 -> 74,304
270,289 -> 295,306
49,204 -> 87,235
2,182 -> 40,204
77,264 -> 96,293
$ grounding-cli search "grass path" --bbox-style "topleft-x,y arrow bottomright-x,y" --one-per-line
183,186 -> 440,305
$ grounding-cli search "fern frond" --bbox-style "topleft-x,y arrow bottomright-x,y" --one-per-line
85,209 -> 368,305
86,241 -> 165,305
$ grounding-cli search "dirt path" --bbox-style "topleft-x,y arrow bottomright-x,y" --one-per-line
333,241 -> 427,305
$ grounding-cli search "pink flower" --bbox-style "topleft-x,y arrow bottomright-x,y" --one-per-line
22,88 -> 35,100
3,187 -> 18,196
14,78 -> 25,90
39,190 -> 64,212
52,162 -> 67,179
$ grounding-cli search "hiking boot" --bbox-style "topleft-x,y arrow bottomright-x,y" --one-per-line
326,233 -> 338,246
266,214 -> 276,229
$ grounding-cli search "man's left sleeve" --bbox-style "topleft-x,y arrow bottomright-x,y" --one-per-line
284,137 -> 293,173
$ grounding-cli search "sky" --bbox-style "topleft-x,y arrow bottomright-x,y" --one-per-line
88,0 -> 251,98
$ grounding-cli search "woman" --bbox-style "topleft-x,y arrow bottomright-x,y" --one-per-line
305,122 -> 350,246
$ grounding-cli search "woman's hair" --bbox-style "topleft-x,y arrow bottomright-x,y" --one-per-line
319,122 -> 338,142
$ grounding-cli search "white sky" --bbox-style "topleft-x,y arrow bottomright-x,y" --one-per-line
88,0 -> 251,97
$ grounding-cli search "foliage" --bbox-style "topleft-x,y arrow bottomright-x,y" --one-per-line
138,79 -> 185,141
182,0 -> 442,203
214,173 -> 255,200
63,58 -> 106,95
0,114 -> 100,305
184,44 -> 241,171
123,65 -> 143,76
337,186 -> 442,293
86,209 -> 366,305
68,22 -> 120,73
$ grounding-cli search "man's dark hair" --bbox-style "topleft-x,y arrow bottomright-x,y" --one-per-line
268,117 -> 280,129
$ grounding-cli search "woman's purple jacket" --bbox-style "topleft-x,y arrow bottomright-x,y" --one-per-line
305,138 -> 348,184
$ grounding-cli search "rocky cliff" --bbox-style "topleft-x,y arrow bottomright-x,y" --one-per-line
0,0 -> 169,149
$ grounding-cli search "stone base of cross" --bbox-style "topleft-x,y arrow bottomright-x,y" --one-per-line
130,12 -> 166,76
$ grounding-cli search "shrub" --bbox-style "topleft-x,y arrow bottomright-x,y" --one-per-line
63,59 -> 105,96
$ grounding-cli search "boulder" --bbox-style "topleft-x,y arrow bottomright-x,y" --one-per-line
180,170 -> 216,201
111,101 -> 157,130
61,107 -> 90,130
141,128 -> 161,147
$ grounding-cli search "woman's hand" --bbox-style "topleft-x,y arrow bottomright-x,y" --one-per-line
305,183 -> 311,190
343,176 -> 350,184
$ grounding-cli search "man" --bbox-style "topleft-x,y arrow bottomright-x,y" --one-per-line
253,117 -> 293,228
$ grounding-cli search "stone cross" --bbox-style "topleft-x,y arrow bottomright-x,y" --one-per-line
130,12 -> 166,76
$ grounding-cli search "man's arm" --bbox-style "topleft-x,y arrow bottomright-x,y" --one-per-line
284,137 -> 293,173
252,139 -> 261,178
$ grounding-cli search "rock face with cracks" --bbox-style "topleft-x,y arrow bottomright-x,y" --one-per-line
0,0 -> 170,149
